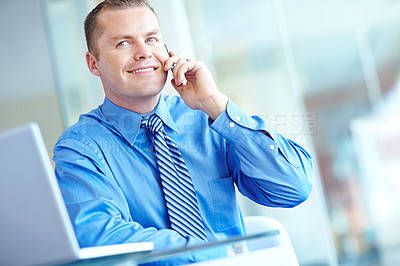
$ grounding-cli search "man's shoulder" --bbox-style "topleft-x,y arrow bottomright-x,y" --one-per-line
56,107 -> 108,144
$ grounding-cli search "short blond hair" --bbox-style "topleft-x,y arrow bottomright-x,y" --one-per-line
84,0 -> 156,58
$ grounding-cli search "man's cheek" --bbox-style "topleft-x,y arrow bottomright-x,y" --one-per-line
153,48 -> 169,65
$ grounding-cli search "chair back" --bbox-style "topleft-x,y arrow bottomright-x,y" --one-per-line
244,216 -> 299,266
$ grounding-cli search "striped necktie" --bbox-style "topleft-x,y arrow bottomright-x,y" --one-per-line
141,114 -> 208,241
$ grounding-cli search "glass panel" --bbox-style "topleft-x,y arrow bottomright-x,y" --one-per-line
42,0 -> 104,127
283,0 -> 400,264
0,0 -> 64,157
186,0 -> 300,128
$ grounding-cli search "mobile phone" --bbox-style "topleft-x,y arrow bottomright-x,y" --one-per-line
164,44 -> 175,72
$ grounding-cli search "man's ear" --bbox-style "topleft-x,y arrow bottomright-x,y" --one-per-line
86,51 -> 101,77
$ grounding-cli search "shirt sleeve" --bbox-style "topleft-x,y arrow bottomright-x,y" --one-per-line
53,136 -> 226,264
210,99 -> 313,207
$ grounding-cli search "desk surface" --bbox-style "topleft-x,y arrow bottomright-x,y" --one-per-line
62,230 -> 280,266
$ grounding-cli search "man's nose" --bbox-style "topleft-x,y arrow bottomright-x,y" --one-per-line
134,42 -> 152,60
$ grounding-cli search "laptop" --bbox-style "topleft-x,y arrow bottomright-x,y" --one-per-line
0,123 -> 153,266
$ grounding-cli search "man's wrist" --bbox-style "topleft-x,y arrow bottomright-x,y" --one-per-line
200,94 -> 228,121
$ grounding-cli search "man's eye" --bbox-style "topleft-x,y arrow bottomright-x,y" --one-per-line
117,41 -> 129,47
146,37 -> 157,43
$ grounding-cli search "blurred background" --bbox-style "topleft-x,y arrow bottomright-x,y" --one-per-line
1,0 -> 400,265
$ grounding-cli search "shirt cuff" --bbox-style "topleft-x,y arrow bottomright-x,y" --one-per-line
209,99 -> 280,144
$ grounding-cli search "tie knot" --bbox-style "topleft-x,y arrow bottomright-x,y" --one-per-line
141,114 -> 164,135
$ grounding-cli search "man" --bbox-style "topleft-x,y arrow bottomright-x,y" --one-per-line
53,0 -> 313,264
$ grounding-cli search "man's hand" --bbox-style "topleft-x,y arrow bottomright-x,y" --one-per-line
164,51 -> 228,121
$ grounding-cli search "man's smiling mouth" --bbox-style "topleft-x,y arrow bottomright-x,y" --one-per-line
128,67 -> 156,74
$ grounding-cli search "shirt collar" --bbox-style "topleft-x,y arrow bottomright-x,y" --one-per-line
100,95 -> 179,146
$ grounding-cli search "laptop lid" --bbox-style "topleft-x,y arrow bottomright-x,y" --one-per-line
0,123 -> 154,266
0,123 -> 80,265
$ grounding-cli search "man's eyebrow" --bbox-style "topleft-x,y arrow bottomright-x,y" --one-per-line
109,29 -> 161,41
110,35 -> 133,41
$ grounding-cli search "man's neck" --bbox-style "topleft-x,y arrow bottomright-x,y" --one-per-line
107,94 -> 161,114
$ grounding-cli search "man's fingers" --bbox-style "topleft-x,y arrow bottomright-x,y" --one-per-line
163,51 -> 191,72
163,51 -> 195,86
174,59 -> 187,83
173,58 -> 193,86
171,79 -> 182,90
163,50 -> 179,71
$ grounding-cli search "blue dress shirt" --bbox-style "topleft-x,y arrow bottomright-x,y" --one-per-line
53,95 -> 312,264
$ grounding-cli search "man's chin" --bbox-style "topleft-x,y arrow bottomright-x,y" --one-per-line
139,81 -> 166,94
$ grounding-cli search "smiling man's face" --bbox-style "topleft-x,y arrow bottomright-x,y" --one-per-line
86,6 -> 169,111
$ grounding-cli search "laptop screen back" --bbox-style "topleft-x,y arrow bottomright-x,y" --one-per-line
0,123 -> 79,265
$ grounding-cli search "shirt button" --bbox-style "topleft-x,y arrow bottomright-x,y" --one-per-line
269,144 -> 275,150
229,122 -> 235,128
235,115 -> 241,122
